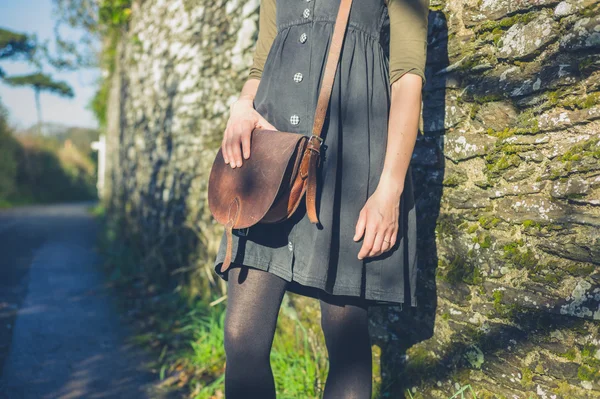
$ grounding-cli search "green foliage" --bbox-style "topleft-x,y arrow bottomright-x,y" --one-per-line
0,27 -> 36,76
0,27 -> 37,77
96,210 -> 328,399
0,98 -> 95,205
89,75 -> 110,127
270,323 -> 325,398
3,72 -> 74,97
0,103 -> 18,202
11,136 -> 96,203
99,0 -> 132,29
0,28 -> 33,58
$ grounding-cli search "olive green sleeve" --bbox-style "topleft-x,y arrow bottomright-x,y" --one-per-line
387,0 -> 430,87
248,0 -> 278,81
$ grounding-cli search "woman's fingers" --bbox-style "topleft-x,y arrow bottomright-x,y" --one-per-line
389,230 -> 398,249
357,215 -> 398,259
369,230 -> 385,257
221,132 -> 229,164
230,130 -> 243,167
241,130 -> 252,160
358,220 -> 377,260
380,235 -> 391,253
225,124 -> 247,168
353,209 -> 367,242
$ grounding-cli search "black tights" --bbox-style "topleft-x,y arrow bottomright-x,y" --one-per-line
223,265 -> 372,399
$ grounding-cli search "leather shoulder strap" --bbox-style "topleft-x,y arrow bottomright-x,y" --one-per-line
311,0 -> 353,138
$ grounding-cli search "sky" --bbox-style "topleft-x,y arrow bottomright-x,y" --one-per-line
0,0 -> 100,130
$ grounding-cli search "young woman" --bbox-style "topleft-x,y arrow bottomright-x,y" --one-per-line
213,0 -> 429,397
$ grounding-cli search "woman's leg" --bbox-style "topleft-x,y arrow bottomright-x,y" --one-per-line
223,265 -> 289,399
319,293 -> 372,399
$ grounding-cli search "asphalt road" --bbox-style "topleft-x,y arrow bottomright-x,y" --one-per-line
0,203 -> 162,399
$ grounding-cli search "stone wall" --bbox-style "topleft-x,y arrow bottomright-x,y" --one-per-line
105,0 -> 600,397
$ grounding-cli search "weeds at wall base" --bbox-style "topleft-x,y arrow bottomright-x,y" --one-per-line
92,208 -> 329,398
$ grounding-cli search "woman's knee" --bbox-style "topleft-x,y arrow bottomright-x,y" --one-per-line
223,319 -> 272,362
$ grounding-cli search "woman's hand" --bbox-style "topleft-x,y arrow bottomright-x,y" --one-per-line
222,96 -> 277,168
353,179 -> 404,259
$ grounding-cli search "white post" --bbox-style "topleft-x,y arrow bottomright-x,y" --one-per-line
91,135 -> 106,199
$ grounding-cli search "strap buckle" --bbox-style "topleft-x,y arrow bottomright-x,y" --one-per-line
309,135 -> 324,144
307,135 -> 323,154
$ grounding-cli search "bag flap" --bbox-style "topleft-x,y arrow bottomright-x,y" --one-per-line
208,129 -> 307,229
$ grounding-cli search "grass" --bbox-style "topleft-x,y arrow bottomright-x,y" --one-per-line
94,208 -> 328,398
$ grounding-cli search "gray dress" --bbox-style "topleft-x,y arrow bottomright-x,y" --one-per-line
213,0 -> 419,308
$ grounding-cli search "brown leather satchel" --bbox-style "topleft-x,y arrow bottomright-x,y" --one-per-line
208,0 -> 354,273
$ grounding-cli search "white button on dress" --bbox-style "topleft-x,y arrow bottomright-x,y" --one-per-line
303,8 -> 310,18
290,114 -> 300,125
299,32 -> 307,43
293,72 -> 303,83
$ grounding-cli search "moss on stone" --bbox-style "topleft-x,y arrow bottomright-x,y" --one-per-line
560,137 -> 600,162
485,153 -> 521,173
440,254 -> 483,285
529,262 -> 565,286
520,366 -> 534,388
515,109 -> 540,133
491,289 -> 524,319
457,221 -> 470,230
579,56 -> 595,71
469,103 -> 480,119
476,11 -> 538,35
467,223 -> 479,234
442,174 -> 464,187
535,362 -> 544,374
500,143 -> 531,155
436,216 -> 459,237
492,290 -> 504,312
580,3 -> 600,17
565,262 -> 596,276
545,87 -> 569,107
553,380 -> 577,396
582,343 -> 598,360
502,240 -> 537,270
486,127 -> 515,140
577,364 -> 599,382
472,93 -> 505,104
558,347 -> 578,361
406,345 -> 437,374
472,231 -> 492,249
522,219 -> 542,230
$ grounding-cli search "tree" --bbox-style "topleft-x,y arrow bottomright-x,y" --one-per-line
3,73 -> 74,135
0,28 -> 36,77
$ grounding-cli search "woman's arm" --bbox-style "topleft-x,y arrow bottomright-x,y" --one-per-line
378,72 -> 424,198
223,0 -> 278,168
354,0 -> 429,259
